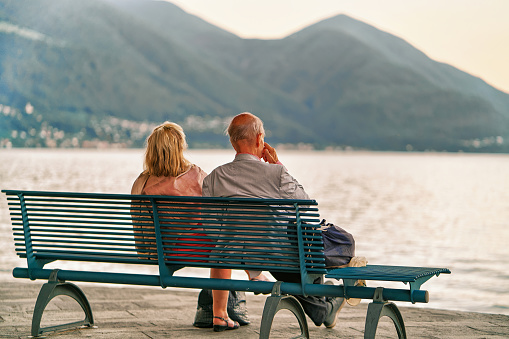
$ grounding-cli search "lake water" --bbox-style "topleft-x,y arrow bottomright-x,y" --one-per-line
0,149 -> 508,315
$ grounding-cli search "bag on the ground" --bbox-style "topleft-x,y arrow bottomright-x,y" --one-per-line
193,289 -> 250,328
320,219 -> 355,268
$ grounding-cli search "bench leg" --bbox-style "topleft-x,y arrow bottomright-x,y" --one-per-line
364,288 -> 406,339
31,270 -> 94,337
259,282 -> 309,339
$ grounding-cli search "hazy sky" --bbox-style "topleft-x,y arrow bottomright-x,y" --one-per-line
167,0 -> 509,94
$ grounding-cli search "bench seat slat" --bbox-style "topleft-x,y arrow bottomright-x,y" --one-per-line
15,209 -> 318,221
11,253 -> 324,274
14,232 -> 316,246
13,236 -> 318,251
10,210 -> 318,221
26,252 -> 324,273
4,201 -> 315,212
14,246 -> 326,262
14,233 -> 323,248
24,245 -> 313,260
14,223 -> 320,234
326,265 -> 451,282
13,198 -> 317,209
22,243 -> 142,251
14,197 -> 316,207
3,190 -> 317,203
12,215 -> 321,226
18,222 -> 322,234
30,253 -> 157,265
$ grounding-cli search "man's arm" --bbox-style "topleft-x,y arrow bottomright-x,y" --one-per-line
202,175 -> 212,197
263,142 -> 309,200
279,168 -> 310,200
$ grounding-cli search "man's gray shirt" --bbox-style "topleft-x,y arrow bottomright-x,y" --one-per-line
202,153 -> 310,262
202,153 -> 309,200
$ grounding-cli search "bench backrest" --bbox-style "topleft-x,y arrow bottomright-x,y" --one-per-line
3,190 -> 327,278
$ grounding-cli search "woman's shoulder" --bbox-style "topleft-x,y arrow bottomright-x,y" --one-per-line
131,172 -> 150,194
185,164 -> 208,178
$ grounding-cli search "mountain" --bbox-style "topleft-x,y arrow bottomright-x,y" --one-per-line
0,0 -> 312,146
1,0 -> 508,151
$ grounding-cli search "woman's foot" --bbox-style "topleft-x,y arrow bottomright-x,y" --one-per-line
213,316 -> 240,332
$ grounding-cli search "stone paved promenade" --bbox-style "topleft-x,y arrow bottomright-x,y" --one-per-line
1,280 -> 508,338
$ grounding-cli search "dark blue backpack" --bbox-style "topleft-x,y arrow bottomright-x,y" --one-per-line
320,219 -> 355,267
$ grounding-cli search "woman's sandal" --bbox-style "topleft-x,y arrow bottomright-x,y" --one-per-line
213,316 -> 240,332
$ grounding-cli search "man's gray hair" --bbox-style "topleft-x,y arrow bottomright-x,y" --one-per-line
227,112 -> 265,143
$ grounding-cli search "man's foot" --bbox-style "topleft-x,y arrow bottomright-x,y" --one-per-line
346,280 -> 366,306
323,297 -> 346,328
250,273 -> 270,295
322,281 -> 346,328
249,273 -> 270,281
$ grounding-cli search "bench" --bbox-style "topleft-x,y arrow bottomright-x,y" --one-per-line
2,189 -> 450,338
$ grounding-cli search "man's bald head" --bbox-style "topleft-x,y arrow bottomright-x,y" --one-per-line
227,112 -> 265,148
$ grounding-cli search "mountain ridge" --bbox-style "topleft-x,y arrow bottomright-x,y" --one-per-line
0,0 -> 507,152
311,14 -> 509,115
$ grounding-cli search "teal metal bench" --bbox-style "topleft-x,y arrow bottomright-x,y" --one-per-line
2,190 -> 450,338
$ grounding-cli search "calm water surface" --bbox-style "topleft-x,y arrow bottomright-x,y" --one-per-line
0,149 -> 508,315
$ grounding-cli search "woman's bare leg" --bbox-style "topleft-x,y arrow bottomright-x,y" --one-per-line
210,268 -> 234,326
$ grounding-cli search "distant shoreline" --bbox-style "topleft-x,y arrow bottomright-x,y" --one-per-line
1,146 -> 509,155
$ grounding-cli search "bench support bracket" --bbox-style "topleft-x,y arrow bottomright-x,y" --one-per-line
364,287 -> 406,339
31,269 -> 95,337
259,281 -> 309,339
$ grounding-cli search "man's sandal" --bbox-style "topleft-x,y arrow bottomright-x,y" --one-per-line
213,316 -> 240,332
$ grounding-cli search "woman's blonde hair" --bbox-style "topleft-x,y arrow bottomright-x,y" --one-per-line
144,122 -> 190,177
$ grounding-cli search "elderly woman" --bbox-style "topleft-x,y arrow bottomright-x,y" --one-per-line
131,122 -> 210,261
131,121 -> 206,197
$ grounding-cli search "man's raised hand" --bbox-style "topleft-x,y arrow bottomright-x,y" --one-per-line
262,142 -> 279,164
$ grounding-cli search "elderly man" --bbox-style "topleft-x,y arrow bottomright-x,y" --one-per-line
203,112 -> 345,331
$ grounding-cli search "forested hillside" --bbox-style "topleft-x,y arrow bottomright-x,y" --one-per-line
1,0 -> 508,151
